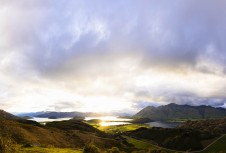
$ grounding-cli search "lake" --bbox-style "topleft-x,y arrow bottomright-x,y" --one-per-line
148,121 -> 181,128
30,116 -> 132,126
30,116 -> 181,128
30,117 -> 72,122
85,116 -> 132,126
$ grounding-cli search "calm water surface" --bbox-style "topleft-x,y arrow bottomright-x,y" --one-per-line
85,116 -> 132,126
30,117 -> 180,128
148,121 -> 181,128
30,116 -> 132,126
30,117 -> 72,122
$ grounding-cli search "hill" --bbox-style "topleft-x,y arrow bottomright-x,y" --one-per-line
126,118 -> 226,151
0,109 -> 21,120
126,127 -> 203,151
200,134 -> 226,153
179,117 -> 226,137
0,110 -> 129,151
134,103 -> 226,120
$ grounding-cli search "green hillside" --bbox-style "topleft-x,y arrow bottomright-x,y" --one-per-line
200,135 -> 226,153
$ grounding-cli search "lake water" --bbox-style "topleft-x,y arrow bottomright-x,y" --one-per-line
30,117 -> 72,122
30,116 -> 132,126
30,117 -> 180,128
148,121 -> 180,128
85,116 -> 132,126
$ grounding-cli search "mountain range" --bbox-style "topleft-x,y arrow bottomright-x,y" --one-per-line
134,103 -> 226,120
16,111 -> 131,119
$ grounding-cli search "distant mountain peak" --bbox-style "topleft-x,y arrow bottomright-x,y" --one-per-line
166,103 -> 177,106
134,103 -> 226,120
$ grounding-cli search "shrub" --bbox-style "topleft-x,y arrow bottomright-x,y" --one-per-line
148,148 -> 167,153
108,147 -> 120,153
21,143 -> 32,148
83,144 -> 101,153
0,136 -> 17,153
132,150 -> 146,153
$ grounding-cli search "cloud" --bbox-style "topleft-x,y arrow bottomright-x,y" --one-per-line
1,0 -> 226,112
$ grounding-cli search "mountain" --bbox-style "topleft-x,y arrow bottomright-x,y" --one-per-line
134,103 -> 226,120
16,111 -> 52,117
34,111 -> 102,118
0,109 -> 21,120
17,111 -> 102,118
17,111 -> 132,119
35,111 -> 85,118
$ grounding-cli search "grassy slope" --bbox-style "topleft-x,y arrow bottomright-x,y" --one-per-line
3,108 -> 226,153
1,118 -> 129,150
126,135 -> 226,153
86,122 -> 150,134
124,136 -> 176,153
0,118 -> 84,148
18,133 -> 226,153
200,135 -> 226,153
48,133 -> 226,153
124,136 -> 158,150
17,146 -> 83,153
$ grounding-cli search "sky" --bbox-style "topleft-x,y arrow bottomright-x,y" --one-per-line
1,0 -> 226,113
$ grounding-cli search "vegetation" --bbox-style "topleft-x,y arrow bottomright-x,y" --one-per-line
83,144 -> 101,153
46,120 -> 103,135
179,118 -> 226,138
124,136 -> 159,150
1,109 -> 226,152
126,127 -> 204,151
17,146 -> 83,153
0,112 -> 127,151
200,135 -> 226,153
93,124 -> 150,134
0,136 -> 16,153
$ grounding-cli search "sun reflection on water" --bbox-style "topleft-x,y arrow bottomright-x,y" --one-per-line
85,116 -> 132,126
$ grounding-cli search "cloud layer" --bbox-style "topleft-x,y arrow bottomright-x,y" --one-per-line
1,0 -> 226,112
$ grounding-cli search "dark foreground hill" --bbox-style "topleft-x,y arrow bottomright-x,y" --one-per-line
134,103 -> 226,120
179,117 -> 226,137
126,118 -> 226,151
126,127 -> 203,151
